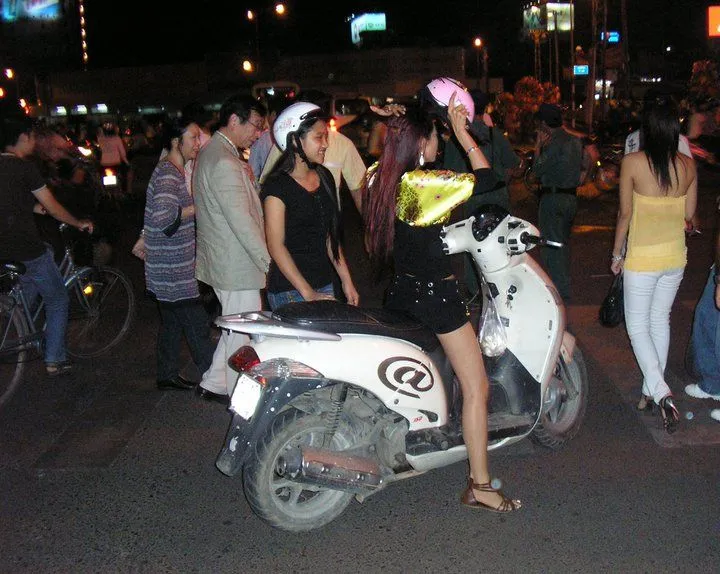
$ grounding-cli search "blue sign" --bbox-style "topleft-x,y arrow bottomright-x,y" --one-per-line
573,65 -> 589,76
600,31 -> 620,43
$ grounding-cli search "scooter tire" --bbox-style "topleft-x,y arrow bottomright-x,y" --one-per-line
530,346 -> 589,450
243,408 -> 356,532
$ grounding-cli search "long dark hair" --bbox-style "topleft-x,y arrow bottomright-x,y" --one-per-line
642,99 -> 681,192
265,116 -> 342,261
362,107 -> 436,259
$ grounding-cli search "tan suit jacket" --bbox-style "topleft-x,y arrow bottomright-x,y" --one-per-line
194,131 -> 270,290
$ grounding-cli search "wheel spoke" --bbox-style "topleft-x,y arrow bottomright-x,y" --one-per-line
283,484 -> 305,508
97,274 -> 120,307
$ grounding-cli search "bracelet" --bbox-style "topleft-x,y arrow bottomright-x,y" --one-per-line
466,146 -> 479,156
611,254 -> 624,262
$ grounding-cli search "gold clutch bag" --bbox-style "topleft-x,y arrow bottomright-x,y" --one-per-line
396,169 -> 475,226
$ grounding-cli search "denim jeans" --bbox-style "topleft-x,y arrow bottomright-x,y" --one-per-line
690,266 -> 720,395
624,267 -> 684,403
538,192 -> 577,302
157,299 -> 216,382
19,247 -> 69,364
267,283 -> 335,311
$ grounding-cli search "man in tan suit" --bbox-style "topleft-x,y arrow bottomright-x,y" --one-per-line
193,94 -> 269,403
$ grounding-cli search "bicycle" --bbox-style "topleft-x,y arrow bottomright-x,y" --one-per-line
0,224 -> 135,408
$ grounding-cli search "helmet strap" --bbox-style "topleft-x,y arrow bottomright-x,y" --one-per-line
293,132 -> 319,169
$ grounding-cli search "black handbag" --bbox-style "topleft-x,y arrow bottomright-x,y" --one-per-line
599,272 -> 624,327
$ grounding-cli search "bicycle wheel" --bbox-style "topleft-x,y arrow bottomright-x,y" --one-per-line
524,167 -> 540,192
66,266 -> 135,358
0,295 -> 28,409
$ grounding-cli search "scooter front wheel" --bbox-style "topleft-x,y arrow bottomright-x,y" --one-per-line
243,408 -> 356,532
530,346 -> 589,450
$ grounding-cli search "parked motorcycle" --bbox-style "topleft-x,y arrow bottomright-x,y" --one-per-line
214,205 -> 589,532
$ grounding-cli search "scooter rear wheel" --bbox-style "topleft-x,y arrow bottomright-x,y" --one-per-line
531,346 -> 589,450
243,408 -> 357,532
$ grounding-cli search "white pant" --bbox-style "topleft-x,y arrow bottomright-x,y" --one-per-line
623,267 -> 684,403
200,288 -> 262,395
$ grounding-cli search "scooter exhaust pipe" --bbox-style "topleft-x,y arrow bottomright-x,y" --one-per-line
276,446 -> 382,493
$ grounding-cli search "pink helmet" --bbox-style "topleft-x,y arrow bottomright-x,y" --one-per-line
423,77 -> 475,120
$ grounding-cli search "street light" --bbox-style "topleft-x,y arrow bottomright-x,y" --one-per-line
246,3 -> 288,66
473,36 -> 488,92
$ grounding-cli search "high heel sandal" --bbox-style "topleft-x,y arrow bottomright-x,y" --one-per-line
460,477 -> 522,513
636,394 -> 654,413
659,395 -> 679,434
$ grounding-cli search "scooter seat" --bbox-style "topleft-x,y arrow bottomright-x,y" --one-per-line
273,301 -> 440,352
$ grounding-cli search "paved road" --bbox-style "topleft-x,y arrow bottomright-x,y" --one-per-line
1,162 -> 719,573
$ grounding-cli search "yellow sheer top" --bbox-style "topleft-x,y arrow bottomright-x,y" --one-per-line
624,192 -> 687,272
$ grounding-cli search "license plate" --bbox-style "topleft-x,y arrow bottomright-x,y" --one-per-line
103,174 -> 117,186
231,373 -> 262,419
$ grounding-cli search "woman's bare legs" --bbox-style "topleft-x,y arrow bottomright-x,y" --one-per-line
437,322 -> 520,509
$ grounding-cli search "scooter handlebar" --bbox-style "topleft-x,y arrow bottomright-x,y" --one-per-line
520,231 -> 562,248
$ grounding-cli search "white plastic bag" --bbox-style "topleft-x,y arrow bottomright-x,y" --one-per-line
478,295 -> 508,357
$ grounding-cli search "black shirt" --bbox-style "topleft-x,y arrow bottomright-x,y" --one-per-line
0,153 -> 49,261
261,167 -> 338,294
393,168 -> 497,279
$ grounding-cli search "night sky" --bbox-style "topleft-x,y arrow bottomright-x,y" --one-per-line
4,0 -> 712,86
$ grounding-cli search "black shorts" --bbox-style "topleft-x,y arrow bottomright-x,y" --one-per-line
385,274 -> 469,334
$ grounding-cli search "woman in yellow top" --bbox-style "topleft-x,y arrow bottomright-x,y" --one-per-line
611,98 -> 697,432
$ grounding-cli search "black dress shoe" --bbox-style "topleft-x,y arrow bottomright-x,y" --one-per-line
195,386 -> 230,405
157,375 -> 196,390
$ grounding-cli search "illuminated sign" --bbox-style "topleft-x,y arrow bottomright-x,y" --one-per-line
573,65 -> 589,76
523,3 -> 574,34
523,5 -> 544,33
1,0 -> 60,22
350,13 -> 387,46
601,31 -> 620,43
544,3 -> 574,32
709,7 -> 720,37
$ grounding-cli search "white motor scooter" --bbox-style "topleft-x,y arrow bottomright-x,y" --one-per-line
214,205 -> 588,532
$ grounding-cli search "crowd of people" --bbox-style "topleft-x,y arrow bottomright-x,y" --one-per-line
4,75 -> 720,515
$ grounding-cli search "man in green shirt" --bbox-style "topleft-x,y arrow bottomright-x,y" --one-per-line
531,103 -> 589,302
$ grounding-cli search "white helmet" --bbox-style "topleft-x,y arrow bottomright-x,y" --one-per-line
272,102 -> 324,151
423,77 -> 475,120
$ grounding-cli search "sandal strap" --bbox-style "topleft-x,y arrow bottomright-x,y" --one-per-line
470,482 -> 520,511
470,481 -> 498,493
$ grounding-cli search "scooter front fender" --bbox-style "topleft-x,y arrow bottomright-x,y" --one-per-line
215,376 -> 333,477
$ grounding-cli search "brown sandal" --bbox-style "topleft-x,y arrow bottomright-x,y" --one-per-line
460,477 -> 522,513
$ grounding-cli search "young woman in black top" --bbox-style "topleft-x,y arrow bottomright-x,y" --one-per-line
262,102 -> 359,310
362,93 -> 521,513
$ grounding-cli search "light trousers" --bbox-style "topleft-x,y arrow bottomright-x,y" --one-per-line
199,288 -> 262,396
623,267 -> 684,403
